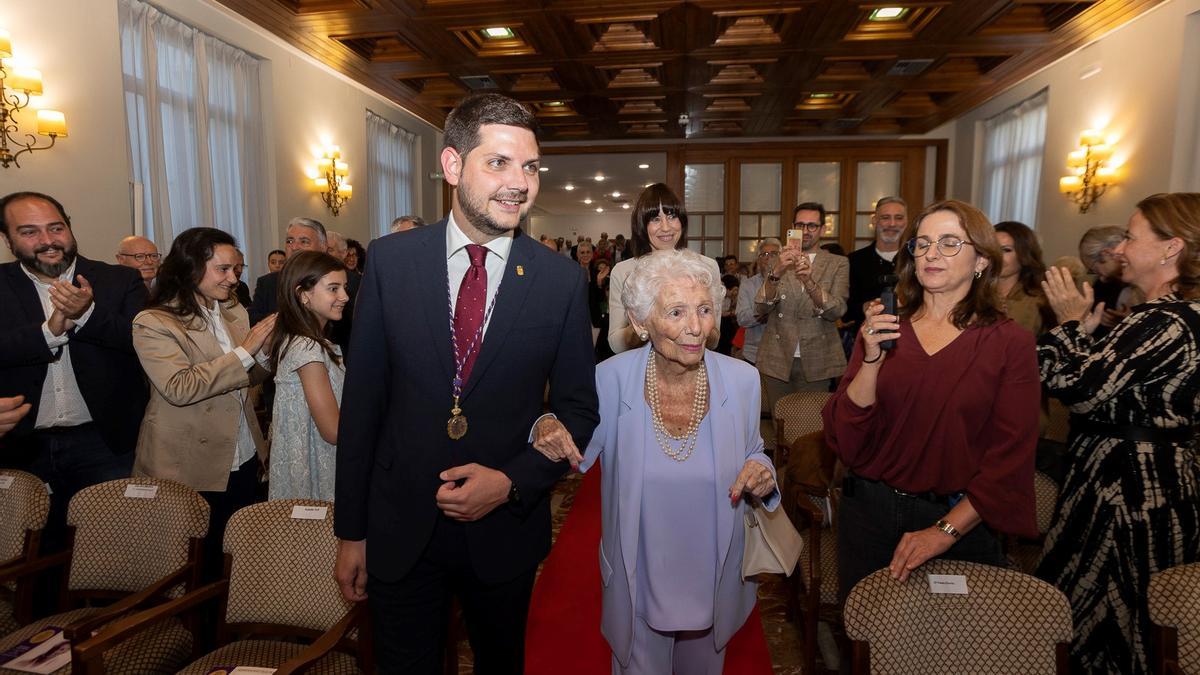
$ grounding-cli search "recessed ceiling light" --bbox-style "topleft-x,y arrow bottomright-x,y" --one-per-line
810,92 -> 836,99
546,101 -> 564,107
538,167 -> 549,172
638,163 -> 650,169
643,183 -> 653,188
596,207 -> 604,213
594,175 -> 605,182
583,198 -> 593,204
611,191 -> 620,198
868,7 -> 907,21
564,184 -> 575,191
483,27 -> 515,39
622,204 -> 630,210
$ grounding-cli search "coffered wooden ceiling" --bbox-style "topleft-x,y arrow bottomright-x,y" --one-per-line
216,0 -> 1164,139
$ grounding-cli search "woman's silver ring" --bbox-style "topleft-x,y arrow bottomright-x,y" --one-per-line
866,328 -> 876,335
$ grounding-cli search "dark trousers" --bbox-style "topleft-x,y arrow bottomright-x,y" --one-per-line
199,456 -> 261,583
367,515 -> 537,675
3,423 -> 134,551
836,473 -> 1005,603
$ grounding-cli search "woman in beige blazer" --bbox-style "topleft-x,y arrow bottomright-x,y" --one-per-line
132,227 -> 275,580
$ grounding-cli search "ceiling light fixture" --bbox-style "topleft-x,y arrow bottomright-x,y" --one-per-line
638,163 -> 649,169
483,27 -> 515,39
583,198 -> 593,204
611,191 -> 620,198
538,167 -> 549,172
622,204 -> 630,210
868,7 -> 907,21
596,207 -> 604,213
809,92 -> 836,99
594,175 -> 605,182
564,184 -> 575,191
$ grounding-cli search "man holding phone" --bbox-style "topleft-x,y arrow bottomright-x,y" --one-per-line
753,202 -> 849,408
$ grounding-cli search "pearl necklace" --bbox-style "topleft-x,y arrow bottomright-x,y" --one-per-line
645,353 -> 708,462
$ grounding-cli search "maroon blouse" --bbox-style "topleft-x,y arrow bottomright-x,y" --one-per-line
822,318 -> 1040,538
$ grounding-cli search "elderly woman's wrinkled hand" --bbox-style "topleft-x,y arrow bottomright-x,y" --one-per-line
1043,266 -> 1102,333
532,416 -> 584,469
729,460 -> 775,502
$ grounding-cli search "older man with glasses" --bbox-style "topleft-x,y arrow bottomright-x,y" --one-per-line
735,237 -> 781,367
115,235 -> 160,291
753,202 -> 849,408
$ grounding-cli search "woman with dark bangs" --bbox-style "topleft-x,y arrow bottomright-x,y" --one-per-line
607,183 -> 721,354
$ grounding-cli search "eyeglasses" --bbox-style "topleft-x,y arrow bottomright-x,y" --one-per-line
117,252 -> 161,262
757,250 -> 780,258
792,222 -> 822,233
906,236 -> 974,257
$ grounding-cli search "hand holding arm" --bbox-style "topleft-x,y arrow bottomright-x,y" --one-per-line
531,416 -> 584,468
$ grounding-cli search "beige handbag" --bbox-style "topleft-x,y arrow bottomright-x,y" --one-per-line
742,501 -> 804,578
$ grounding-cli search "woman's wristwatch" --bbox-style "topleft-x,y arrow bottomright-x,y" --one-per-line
934,519 -> 961,540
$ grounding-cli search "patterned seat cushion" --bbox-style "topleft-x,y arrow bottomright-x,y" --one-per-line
1148,562 -> 1200,674
0,607 -> 192,674
798,524 -> 839,605
0,598 -> 16,637
177,639 -> 360,674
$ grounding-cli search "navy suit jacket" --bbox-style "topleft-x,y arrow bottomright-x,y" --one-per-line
0,256 -> 149,455
248,271 -> 278,325
335,222 -> 599,584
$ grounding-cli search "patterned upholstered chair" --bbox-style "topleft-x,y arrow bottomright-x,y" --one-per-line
0,470 -> 50,636
772,391 -> 833,490
1149,562 -> 1200,675
0,476 -> 208,675
96,500 -> 367,674
1007,470 -> 1060,574
844,559 -> 1073,674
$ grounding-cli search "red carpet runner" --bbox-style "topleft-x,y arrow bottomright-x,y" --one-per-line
525,468 -> 774,674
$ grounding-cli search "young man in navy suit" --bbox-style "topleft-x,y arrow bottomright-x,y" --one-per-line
334,94 -> 599,673
0,191 -> 148,539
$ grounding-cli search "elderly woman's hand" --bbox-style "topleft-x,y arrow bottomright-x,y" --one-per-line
729,460 -> 775,502
532,416 -> 583,469
1042,266 -> 1102,333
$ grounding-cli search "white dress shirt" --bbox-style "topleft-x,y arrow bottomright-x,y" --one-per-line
446,212 -> 512,337
22,261 -> 95,428
199,301 -> 257,470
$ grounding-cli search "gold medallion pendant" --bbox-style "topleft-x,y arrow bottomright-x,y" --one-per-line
447,408 -> 468,440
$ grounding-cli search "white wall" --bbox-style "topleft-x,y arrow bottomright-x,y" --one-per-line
0,0 -> 441,278
950,0 -> 1200,259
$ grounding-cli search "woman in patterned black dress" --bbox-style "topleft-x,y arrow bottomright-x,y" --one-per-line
1037,192 -> 1200,674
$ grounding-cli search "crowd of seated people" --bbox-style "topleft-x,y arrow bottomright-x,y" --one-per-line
1,180 -> 1197,675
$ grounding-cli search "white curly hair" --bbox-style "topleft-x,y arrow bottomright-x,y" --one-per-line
621,249 -> 724,324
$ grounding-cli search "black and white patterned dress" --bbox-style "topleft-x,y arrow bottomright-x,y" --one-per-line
1036,294 -> 1200,674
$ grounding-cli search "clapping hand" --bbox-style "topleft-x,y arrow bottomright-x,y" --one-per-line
532,416 -> 583,469
240,314 -> 277,355
1042,267 -> 1103,333
729,460 -> 775,503
0,396 -> 32,436
49,275 -> 94,320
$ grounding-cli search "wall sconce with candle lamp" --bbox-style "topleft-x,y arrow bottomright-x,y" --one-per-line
309,145 -> 352,216
1059,129 -> 1120,214
0,29 -> 69,169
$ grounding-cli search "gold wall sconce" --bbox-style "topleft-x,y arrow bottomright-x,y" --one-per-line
309,145 -> 352,216
0,29 -> 69,169
1059,129 -> 1120,214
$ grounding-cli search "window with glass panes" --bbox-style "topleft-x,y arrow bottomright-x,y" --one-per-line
795,162 -> 842,249
852,161 -> 902,251
684,164 -> 725,258
736,163 -> 782,264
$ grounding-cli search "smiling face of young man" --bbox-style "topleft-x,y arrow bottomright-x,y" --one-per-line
442,123 -> 541,241
3,196 -> 79,281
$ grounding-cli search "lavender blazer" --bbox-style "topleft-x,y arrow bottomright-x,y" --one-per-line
580,344 -> 780,666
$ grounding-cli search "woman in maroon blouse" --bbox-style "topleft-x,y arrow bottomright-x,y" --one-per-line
822,199 -> 1040,601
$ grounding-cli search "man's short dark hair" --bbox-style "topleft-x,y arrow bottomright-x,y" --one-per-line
269,249 -> 285,258
0,191 -> 72,237
792,202 -> 827,225
443,93 -> 539,157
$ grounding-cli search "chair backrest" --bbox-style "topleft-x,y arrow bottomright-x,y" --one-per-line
1149,562 -> 1200,674
223,499 -> 351,633
66,477 -> 209,594
1033,471 -> 1059,536
774,391 -> 832,449
0,470 -> 50,564
844,559 -> 1072,674
1043,398 -> 1071,444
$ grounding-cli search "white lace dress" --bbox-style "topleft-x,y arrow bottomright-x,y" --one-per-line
269,337 -> 344,501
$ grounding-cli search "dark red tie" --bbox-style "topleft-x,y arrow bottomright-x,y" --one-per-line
453,244 -> 488,383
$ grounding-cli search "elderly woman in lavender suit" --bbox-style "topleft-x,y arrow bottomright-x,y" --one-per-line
536,248 -> 779,674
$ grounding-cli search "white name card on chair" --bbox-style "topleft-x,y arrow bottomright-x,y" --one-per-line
231,668 -> 276,674
291,505 -> 328,520
927,574 -> 969,594
0,476 -> 13,489
124,484 -> 159,499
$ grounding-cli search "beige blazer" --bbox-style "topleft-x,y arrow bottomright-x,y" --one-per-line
753,249 -> 849,383
131,302 -> 268,492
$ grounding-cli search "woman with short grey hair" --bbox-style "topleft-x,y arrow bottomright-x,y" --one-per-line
537,248 -> 779,674
1078,225 -> 1141,334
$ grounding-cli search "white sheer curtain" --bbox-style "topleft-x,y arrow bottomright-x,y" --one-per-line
366,110 -> 417,238
979,89 -> 1048,226
119,0 -> 268,275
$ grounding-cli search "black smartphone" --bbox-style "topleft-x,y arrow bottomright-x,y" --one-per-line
878,274 -> 898,351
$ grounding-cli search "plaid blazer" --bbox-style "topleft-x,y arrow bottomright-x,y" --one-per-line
753,249 -> 849,383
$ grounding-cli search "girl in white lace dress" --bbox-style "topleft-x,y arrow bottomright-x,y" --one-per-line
267,251 -> 349,500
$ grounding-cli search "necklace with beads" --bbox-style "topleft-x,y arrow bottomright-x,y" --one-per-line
645,353 -> 708,462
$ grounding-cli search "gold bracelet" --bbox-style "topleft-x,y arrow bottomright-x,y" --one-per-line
934,519 -> 961,540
